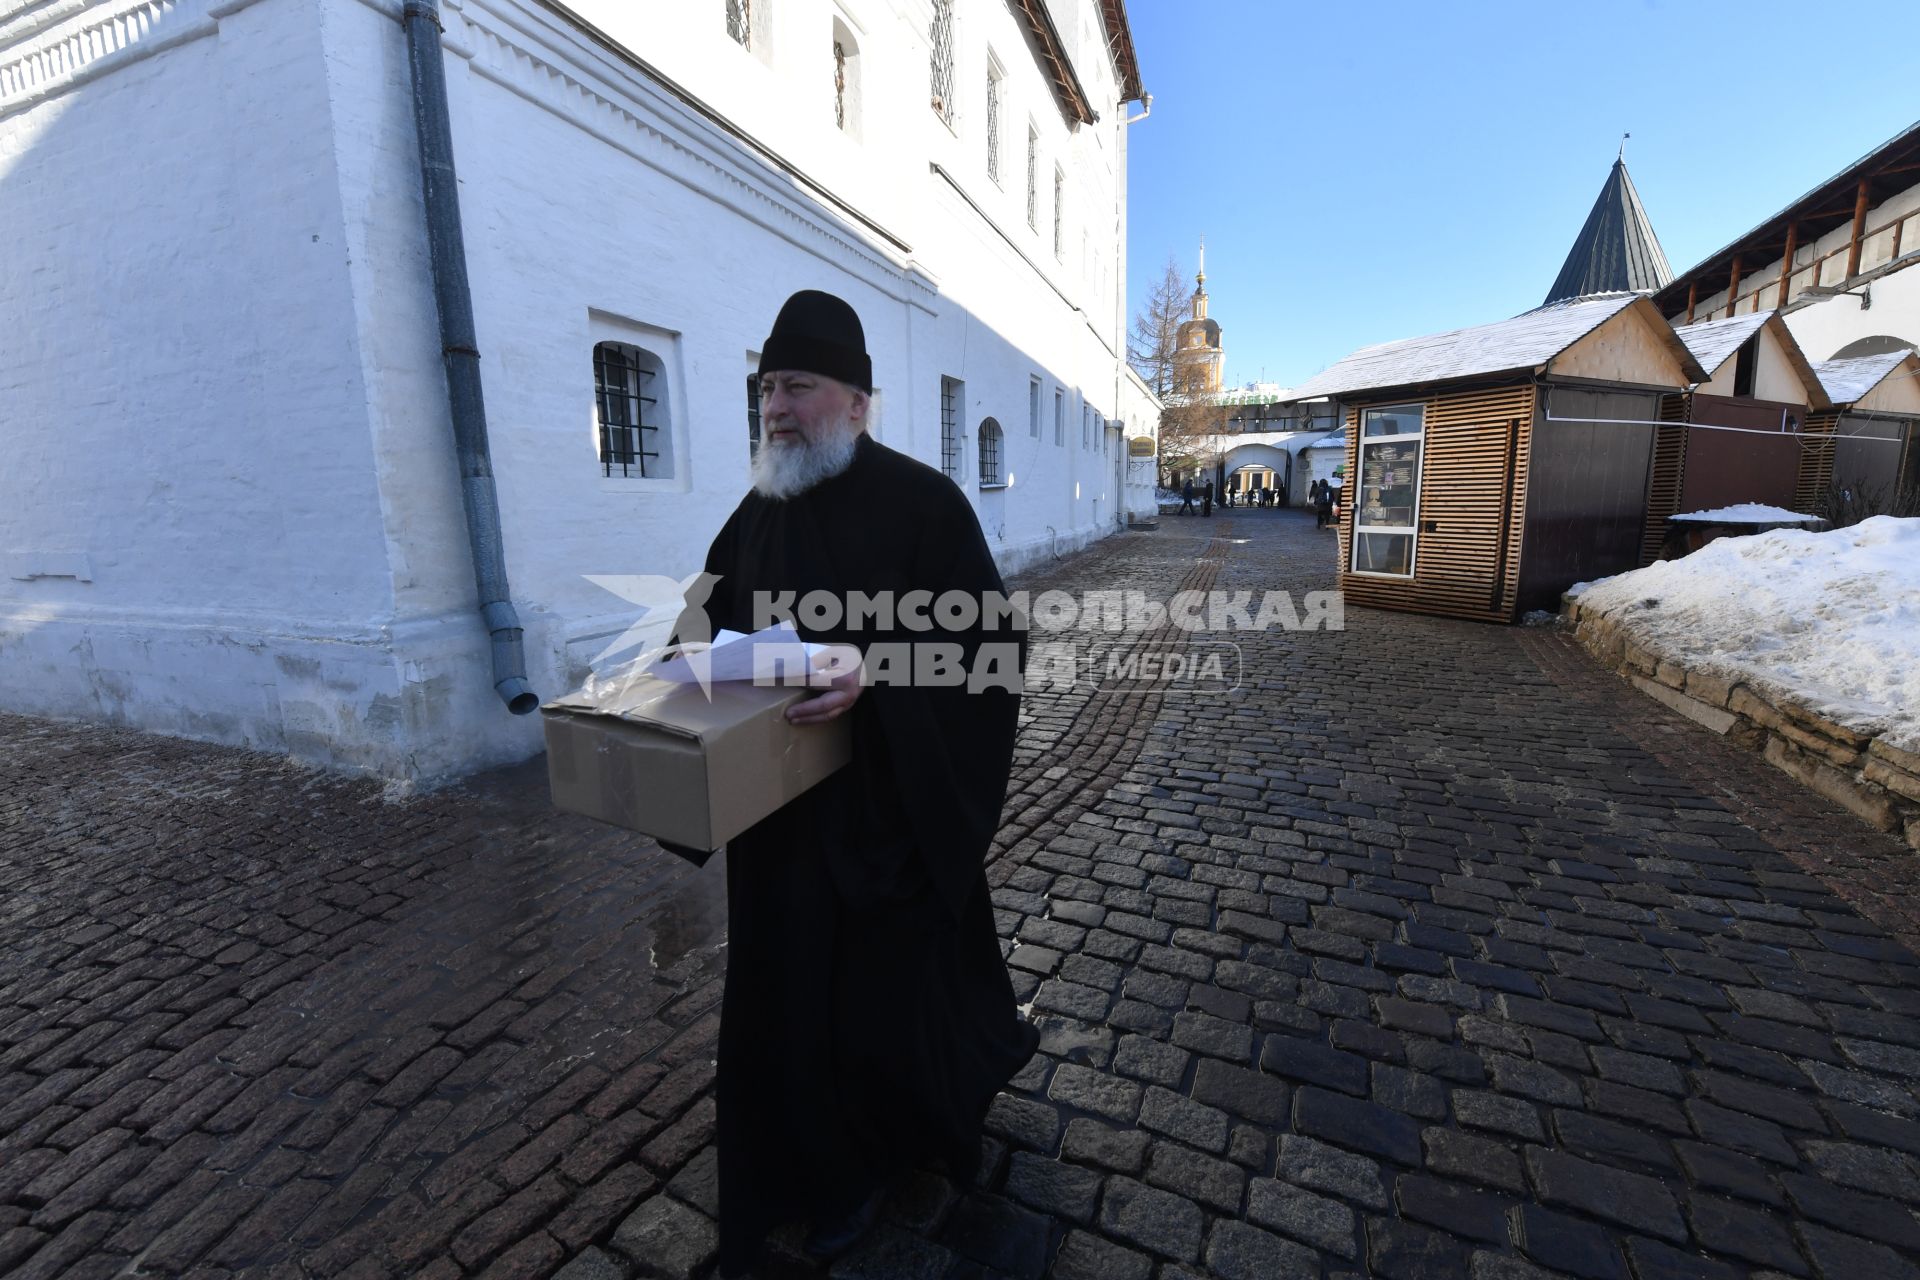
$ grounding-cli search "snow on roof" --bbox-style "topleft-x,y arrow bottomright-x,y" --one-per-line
1567,516 -> 1920,752
1674,311 -> 1772,376
1669,503 -> 1820,524
1290,294 -> 1644,401
1814,349 -> 1915,405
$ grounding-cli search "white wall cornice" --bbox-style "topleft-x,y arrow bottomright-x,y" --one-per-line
0,0 -> 268,121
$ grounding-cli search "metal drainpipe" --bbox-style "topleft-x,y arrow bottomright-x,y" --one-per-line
403,0 -> 537,715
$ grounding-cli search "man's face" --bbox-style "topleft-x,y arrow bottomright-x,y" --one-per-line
750,370 -> 869,499
759,371 -> 866,449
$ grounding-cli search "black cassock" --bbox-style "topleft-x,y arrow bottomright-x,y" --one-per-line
684,434 -> 1037,1275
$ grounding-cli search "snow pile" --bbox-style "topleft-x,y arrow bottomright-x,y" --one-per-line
1569,516 -> 1920,750
1669,503 -> 1822,524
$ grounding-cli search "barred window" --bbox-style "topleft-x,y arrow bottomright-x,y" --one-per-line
726,0 -> 751,49
928,0 -> 955,124
595,342 -> 663,478
985,63 -> 1003,185
940,376 -> 962,479
979,417 -> 1003,487
1025,127 -> 1039,229
746,374 -> 762,459
1052,166 -> 1064,259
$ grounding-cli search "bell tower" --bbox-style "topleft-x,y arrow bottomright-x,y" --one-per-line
1174,237 -> 1224,394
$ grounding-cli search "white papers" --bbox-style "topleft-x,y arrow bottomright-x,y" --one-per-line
643,621 -> 826,685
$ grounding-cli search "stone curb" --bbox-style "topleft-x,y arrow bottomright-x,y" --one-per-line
1562,594 -> 1920,854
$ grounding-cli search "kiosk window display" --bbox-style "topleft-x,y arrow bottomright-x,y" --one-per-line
1352,405 -> 1424,576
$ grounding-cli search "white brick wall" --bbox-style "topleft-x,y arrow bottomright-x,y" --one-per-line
0,0 -> 1156,779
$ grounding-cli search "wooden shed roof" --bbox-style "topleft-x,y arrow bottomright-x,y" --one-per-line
1674,311 -> 1831,409
1673,312 -> 1772,375
1290,294 -> 1705,402
1814,348 -> 1917,407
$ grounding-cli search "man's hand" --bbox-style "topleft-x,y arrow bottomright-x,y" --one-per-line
787,644 -> 863,725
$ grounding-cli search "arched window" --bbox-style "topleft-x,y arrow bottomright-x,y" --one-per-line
832,19 -> 861,137
979,417 -> 1004,487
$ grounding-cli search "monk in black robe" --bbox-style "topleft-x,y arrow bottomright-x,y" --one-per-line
677,291 -> 1038,1275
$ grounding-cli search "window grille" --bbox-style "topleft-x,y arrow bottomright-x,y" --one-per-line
985,66 -> 1002,184
979,417 -> 1003,486
726,0 -> 751,49
834,40 -> 848,130
928,0 -> 955,123
1025,128 -> 1038,228
595,342 -> 661,478
940,377 -> 962,478
746,375 -> 762,458
1053,167 -> 1064,259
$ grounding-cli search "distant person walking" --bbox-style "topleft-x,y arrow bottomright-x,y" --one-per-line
1201,480 -> 1214,516
1314,481 -> 1333,530
1179,481 -> 1196,515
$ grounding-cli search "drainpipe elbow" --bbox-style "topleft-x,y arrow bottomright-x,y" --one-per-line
480,600 -> 537,714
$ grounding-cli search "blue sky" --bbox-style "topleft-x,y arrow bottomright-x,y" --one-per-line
1122,0 -> 1918,390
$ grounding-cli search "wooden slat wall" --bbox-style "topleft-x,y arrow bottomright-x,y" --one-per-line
1638,393 -> 1690,565
1793,412 -> 1839,514
1338,383 -> 1537,623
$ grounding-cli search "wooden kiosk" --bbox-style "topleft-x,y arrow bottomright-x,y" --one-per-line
1288,294 -> 1705,622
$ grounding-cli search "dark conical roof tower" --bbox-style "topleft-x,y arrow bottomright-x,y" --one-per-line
1544,157 -> 1674,305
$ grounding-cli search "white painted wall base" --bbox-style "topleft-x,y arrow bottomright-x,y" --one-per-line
0,604 -> 562,781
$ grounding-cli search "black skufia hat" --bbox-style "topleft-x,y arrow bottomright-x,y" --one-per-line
758,290 -> 873,394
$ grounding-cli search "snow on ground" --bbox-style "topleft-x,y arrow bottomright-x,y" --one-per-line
1568,516 -> 1920,750
1669,503 -> 1823,524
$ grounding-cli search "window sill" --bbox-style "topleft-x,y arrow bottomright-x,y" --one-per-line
598,475 -> 690,495
980,482 -> 1009,491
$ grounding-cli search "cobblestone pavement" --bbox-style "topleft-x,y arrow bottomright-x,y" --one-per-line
4,509 -> 1920,1280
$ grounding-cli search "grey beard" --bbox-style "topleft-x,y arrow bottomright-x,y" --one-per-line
751,418 -> 860,499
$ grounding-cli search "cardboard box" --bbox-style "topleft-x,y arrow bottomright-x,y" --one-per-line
542,673 -> 851,852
